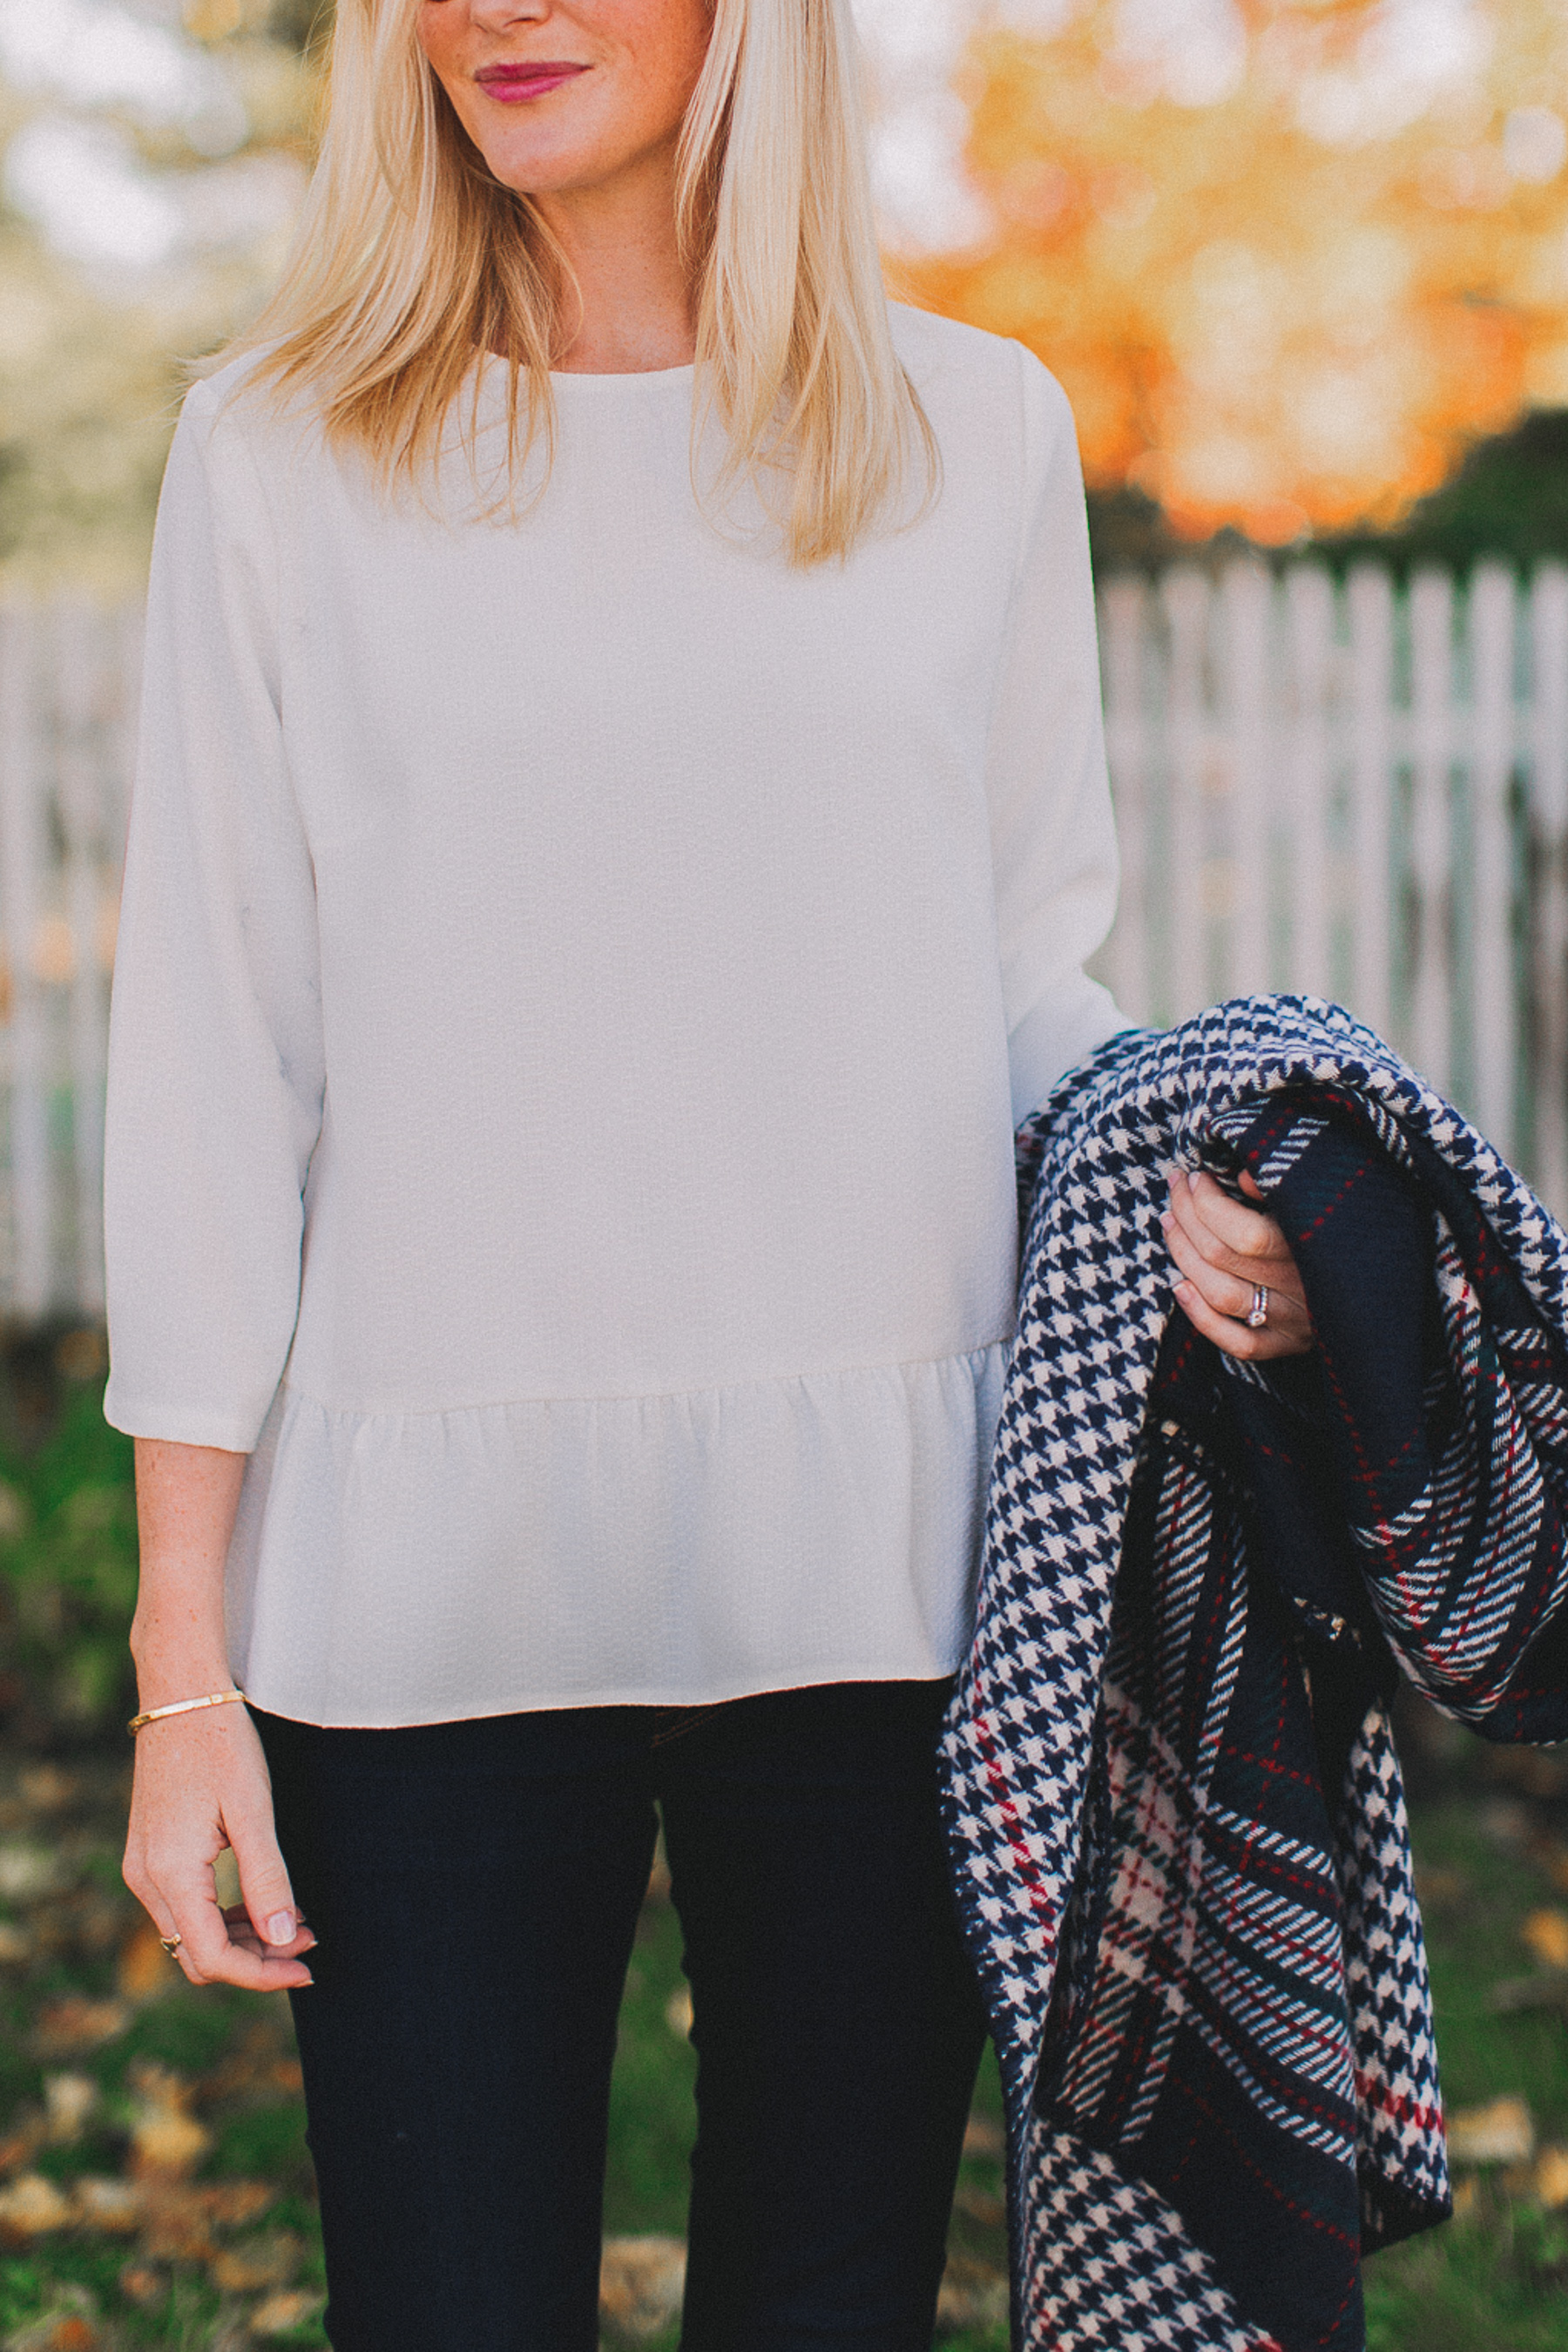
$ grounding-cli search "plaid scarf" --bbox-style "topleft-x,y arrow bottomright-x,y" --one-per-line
942,996 -> 1568,2352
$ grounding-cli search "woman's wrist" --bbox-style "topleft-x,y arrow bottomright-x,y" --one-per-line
129,1615 -> 234,1713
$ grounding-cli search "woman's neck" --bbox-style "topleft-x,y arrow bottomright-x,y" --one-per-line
535,148 -> 697,375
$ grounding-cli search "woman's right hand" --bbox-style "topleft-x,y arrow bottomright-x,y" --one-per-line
124,1700 -> 316,1991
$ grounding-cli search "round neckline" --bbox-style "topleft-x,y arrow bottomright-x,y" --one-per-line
476,349 -> 695,388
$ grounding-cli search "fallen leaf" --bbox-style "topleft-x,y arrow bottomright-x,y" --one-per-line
936,2254 -> 1010,2334
72,2176 -> 143,2234
199,2051 -> 303,2102
39,2317 -> 98,2351
0,2170 -> 75,2240
4,2306 -> 102,2352
1412,1865 -> 1467,1905
0,1919 -> 32,1963
139,2176 -> 280,2260
44,2072 -> 98,2144
1522,1909 -> 1568,1970
1480,1798 -> 1531,1850
116,2264 -> 165,2311
139,2188 -> 218,2265
1535,2145 -> 1568,2209
118,1918 -> 178,2002
202,2182 -> 277,2230
663,1985 -> 693,2039
0,1846 -> 65,1903
962,2112 -> 1004,2160
600,2236 -> 686,2339
955,2181 -> 1005,2227
248,2288 -> 326,2340
1447,2096 -> 1535,2166
1487,1975 -> 1568,2016
34,1996 -> 129,2058
18,1765 -> 78,1815
0,2111 -> 47,2176
128,2060 -> 212,2181
209,2229 -> 303,2294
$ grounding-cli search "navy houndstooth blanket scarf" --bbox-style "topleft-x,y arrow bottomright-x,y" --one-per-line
942,995 -> 1568,2352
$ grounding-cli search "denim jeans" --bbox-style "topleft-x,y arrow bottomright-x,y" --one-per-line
253,1678 -> 989,2352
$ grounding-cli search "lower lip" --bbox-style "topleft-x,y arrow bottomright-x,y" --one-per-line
476,68 -> 586,105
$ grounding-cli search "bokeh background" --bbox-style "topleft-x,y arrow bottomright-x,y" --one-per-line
0,5 -> 1565,2349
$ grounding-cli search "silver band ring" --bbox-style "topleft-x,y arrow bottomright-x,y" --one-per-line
1247,1285 -> 1269,1330
159,1933 -> 183,1957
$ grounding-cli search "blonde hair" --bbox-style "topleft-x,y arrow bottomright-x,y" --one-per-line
223,0 -> 936,565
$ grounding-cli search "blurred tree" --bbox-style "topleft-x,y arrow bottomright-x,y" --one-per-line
908,0 -> 1568,546
0,0 -> 320,588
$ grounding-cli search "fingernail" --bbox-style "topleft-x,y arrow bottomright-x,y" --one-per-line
266,1912 -> 295,1946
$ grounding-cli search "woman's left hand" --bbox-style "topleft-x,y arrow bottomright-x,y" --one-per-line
1162,1168 -> 1314,1361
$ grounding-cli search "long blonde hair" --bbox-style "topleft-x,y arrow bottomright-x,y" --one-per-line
223,0 -> 936,565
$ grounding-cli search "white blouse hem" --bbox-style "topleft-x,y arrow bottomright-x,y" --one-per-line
224,1342 -> 1010,1727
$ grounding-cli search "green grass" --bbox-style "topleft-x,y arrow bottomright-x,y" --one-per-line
1361,1794 -> 1568,2352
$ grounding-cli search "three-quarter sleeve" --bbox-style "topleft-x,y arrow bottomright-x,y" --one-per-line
103,382 -> 325,1451
987,348 -> 1128,1127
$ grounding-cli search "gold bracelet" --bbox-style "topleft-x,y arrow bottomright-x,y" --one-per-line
127,1688 -> 247,1737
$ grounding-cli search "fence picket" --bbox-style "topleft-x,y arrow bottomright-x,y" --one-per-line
1348,564 -> 1395,1041
1284,566 -> 1335,1003
1099,578 -> 1152,1025
1220,562 -> 1272,1001
1470,564 -> 1518,1162
1160,568 -> 1211,1024
1531,565 -> 1568,1213
1409,570 -> 1456,1096
0,608 -> 53,1320
52,605 -> 111,1318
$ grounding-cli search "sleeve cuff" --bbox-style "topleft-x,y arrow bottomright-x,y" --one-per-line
101,1382 -> 260,1453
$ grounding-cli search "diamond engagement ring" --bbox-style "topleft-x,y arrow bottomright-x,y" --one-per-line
1247,1285 -> 1269,1330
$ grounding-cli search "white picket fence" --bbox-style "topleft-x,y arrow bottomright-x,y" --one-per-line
1093,558 -> 1568,1220
1,564 -> 1567,1321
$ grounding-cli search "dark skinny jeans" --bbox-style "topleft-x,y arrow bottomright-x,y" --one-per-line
253,1677 -> 989,2352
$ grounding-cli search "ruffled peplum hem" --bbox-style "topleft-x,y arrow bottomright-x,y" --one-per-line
224,1344 -> 1008,1727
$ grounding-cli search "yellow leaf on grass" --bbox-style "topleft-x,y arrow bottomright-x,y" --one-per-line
33,1997 -> 129,2058
118,1918 -> 178,2002
0,2172 -> 74,2240
600,2237 -> 686,2340
1535,2146 -> 1568,2208
249,2290 -> 326,2340
937,2255 -> 1010,2335
208,2229 -> 302,2294
127,2062 -> 211,2183
1447,2096 -> 1535,2166
44,2072 -> 98,2143
1522,1909 -> 1568,1970
71,2177 -> 142,2234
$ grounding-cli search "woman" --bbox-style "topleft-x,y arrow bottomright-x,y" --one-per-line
106,3 -> 1312,2346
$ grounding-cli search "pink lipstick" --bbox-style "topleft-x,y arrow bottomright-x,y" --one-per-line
474,61 -> 589,104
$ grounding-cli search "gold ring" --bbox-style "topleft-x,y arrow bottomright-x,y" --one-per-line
159,1933 -> 183,1957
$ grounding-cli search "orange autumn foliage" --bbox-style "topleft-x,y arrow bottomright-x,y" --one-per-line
905,0 -> 1568,542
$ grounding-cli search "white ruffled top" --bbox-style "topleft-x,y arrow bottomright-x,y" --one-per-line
103,304 -> 1125,1726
